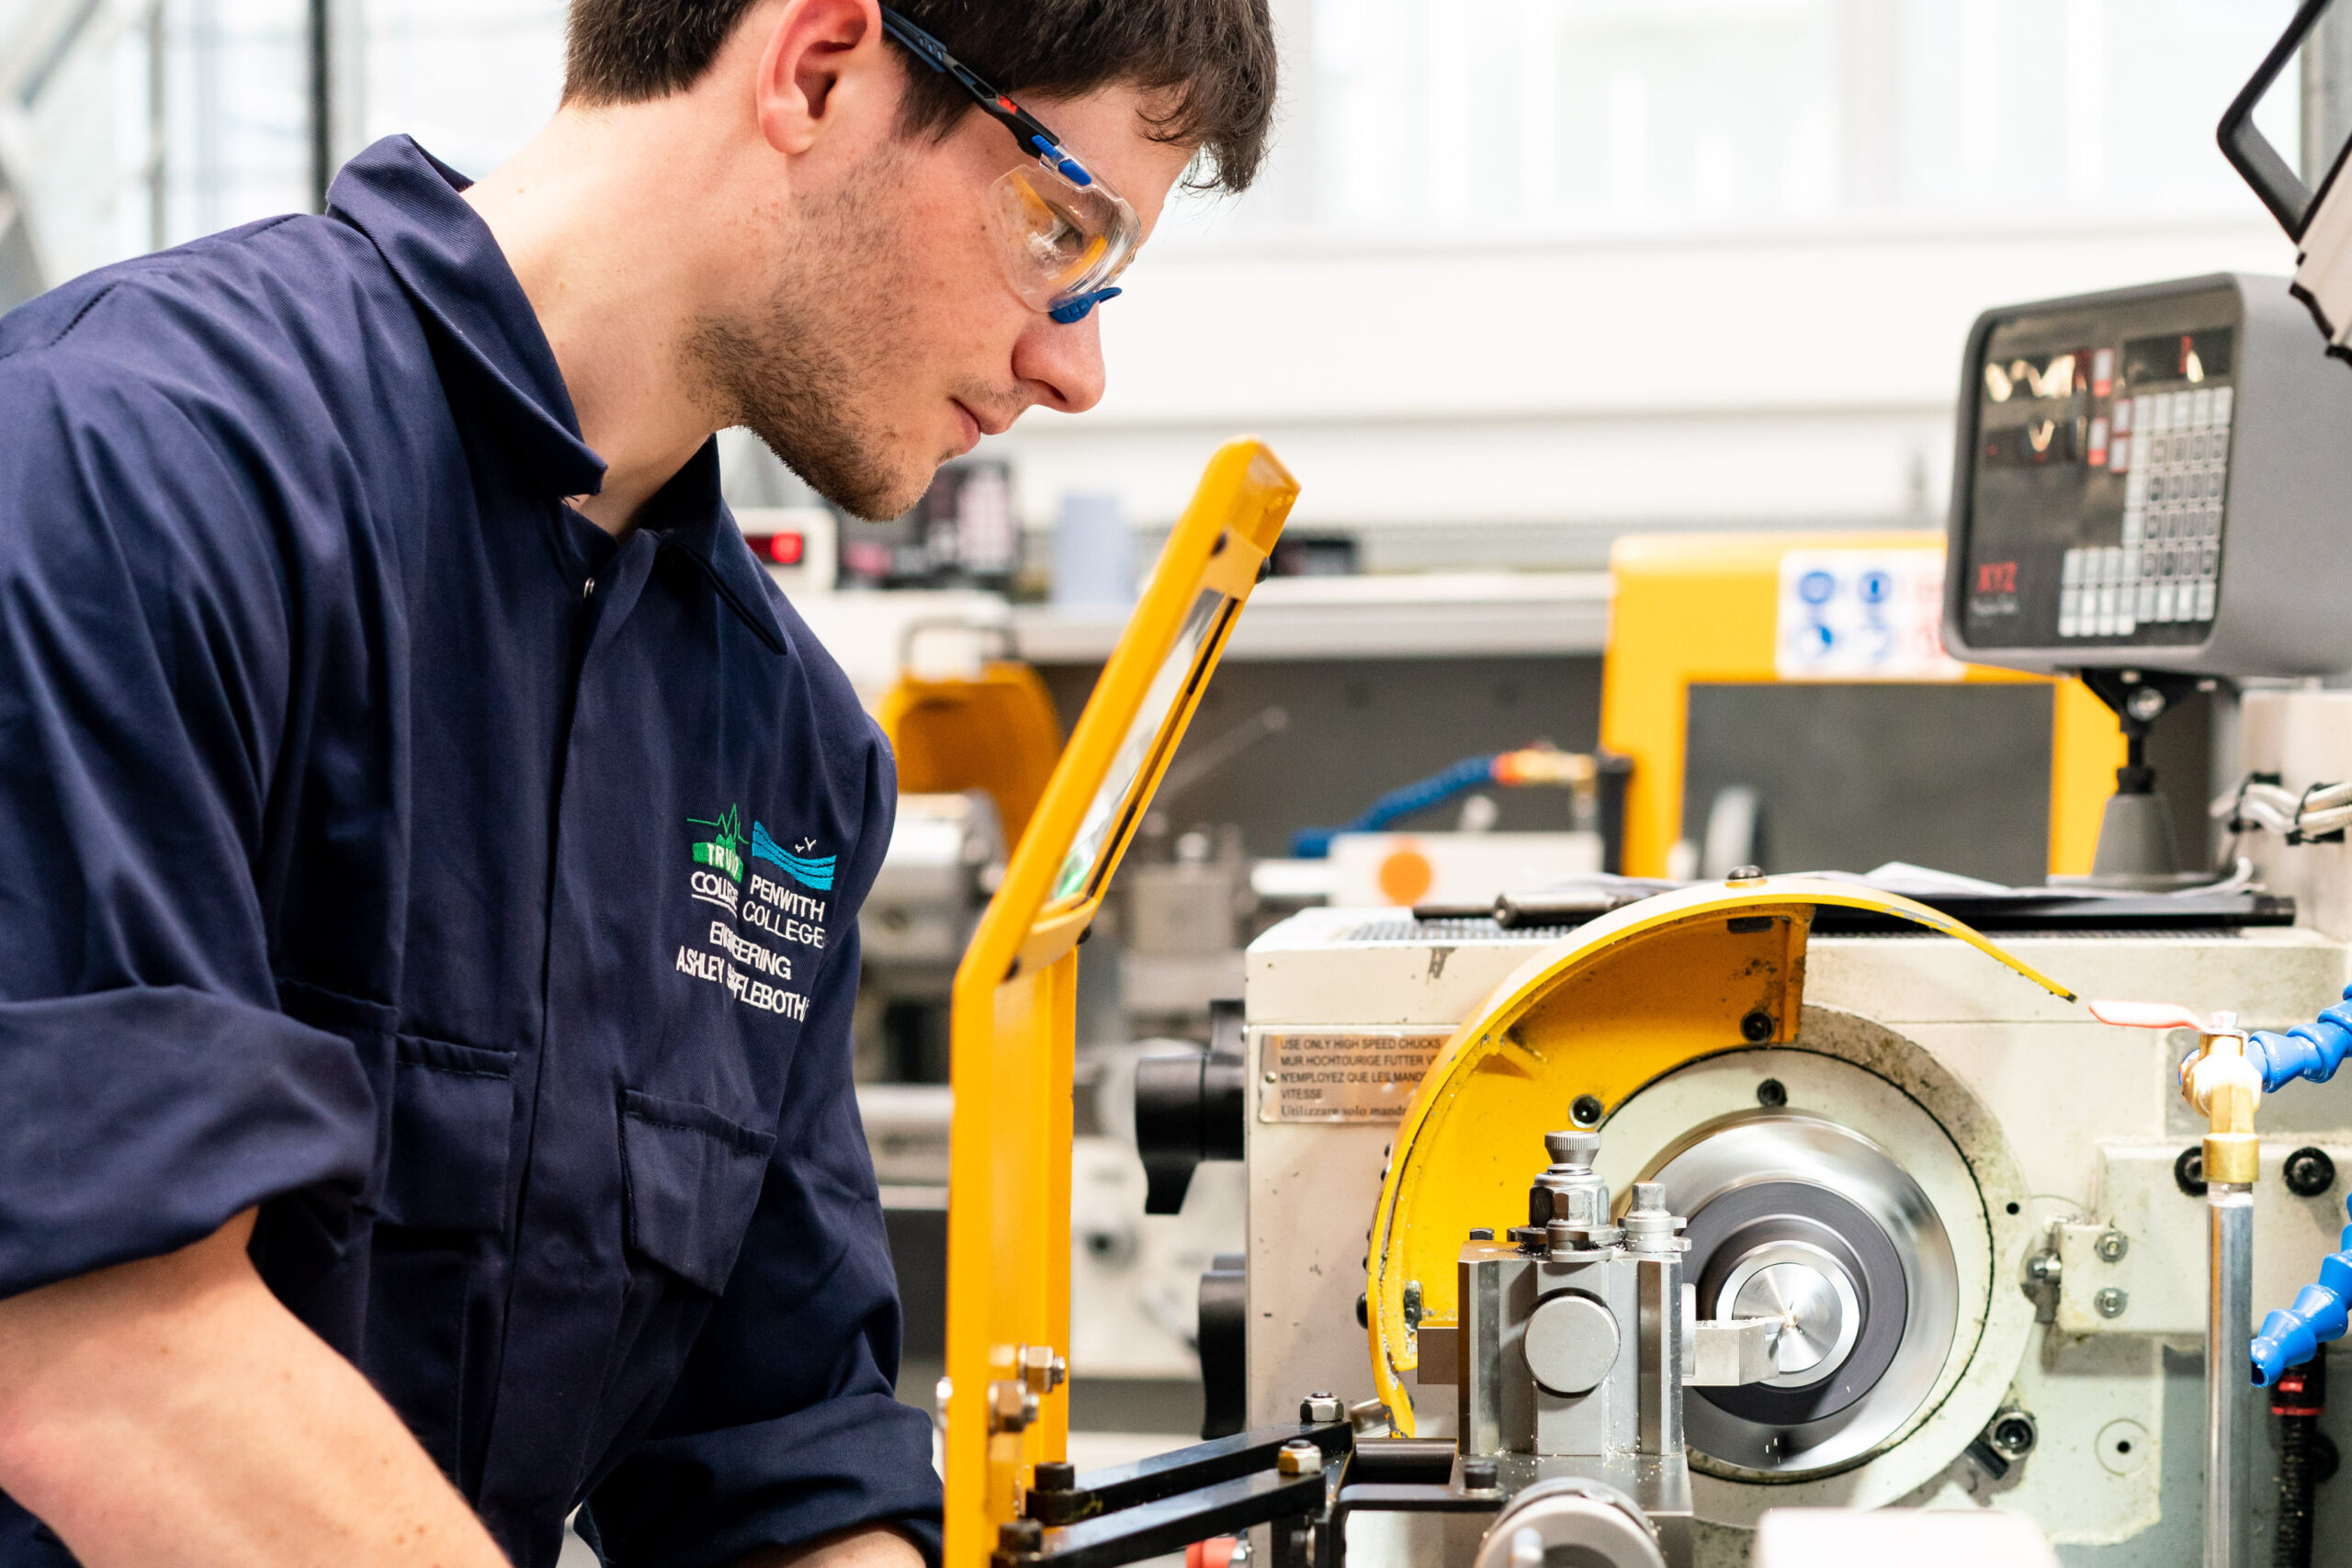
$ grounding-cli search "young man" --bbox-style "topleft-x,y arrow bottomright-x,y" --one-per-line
0,2 -> 1273,1565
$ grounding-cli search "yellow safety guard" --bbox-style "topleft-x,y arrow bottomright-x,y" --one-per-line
942,439 -> 1298,1566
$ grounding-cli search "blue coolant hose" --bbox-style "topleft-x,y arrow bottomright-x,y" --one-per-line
1290,754 -> 1501,859
2254,1201 -> 2352,1386
2250,988 -> 2352,1092
2245,985 -> 2352,1384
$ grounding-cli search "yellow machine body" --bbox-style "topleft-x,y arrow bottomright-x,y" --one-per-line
942,440 -> 1298,1565
877,660 -> 1063,849
1601,532 -> 2127,879
1361,875 -> 2078,1431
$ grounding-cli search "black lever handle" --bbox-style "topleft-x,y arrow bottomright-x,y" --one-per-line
2220,0 -> 2336,238
1135,999 -> 1247,1215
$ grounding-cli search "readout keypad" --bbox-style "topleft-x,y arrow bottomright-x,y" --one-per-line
2058,384 -> 2230,637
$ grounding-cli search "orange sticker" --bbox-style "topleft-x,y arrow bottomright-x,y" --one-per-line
1376,844 -> 1433,906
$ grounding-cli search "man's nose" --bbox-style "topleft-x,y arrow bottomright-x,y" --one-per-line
1013,309 -> 1108,414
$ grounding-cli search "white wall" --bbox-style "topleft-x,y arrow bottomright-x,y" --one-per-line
987,211 -> 2302,559
4,0 -> 2315,568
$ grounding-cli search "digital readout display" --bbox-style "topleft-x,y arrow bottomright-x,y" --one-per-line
1956,283 -> 2240,654
2121,327 -> 2234,388
1982,351 -> 2083,404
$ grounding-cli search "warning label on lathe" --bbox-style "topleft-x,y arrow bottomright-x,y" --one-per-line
1258,1031 -> 1451,1123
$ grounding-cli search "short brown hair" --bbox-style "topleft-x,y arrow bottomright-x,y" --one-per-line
564,0 -> 1277,193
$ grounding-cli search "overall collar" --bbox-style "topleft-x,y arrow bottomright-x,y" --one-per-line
640,442 -> 792,656
328,137 -> 790,656
327,136 -> 604,499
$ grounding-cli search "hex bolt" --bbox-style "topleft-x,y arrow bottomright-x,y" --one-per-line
1756,1077 -> 1788,1107
1740,1010 -> 1775,1043
1299,1392 -> 1344,1425
1461,1456 -> 1499,1491
989,1379 -> 1039,1433
1032,1461 -> 1076,1493
2285,1145 -> 2338,1198
1276,1438 -> 1325,1477
1019,1344 -> 1067,1393
998,1518 -> 1044,1553
2096,1286 -> 2130,1319
2095,1229 -> 2129,1263
1621,1181 -> 1688,1254
2025,1248 -> 2062,1325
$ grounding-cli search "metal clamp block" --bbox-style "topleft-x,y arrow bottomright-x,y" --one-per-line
1686,1315 -> 1781,1387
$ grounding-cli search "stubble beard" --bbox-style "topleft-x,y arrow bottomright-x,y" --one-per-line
689,156 -> 934,523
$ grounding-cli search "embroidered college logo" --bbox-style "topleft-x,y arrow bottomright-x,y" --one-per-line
675,805 -> 826,1022
686,806 -> 747,883
750,820 -> 836,890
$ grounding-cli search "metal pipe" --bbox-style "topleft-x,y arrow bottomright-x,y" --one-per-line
306,0 -> 331,213
2209,1184 -> 2256,1568
145,0 -> 165,252
2302,1 -> 2352,186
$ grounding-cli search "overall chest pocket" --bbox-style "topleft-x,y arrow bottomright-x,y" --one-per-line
618,1089 -> 777,1293
380,1035 -> 517,1232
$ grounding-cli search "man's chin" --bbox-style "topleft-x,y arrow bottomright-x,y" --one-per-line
753,428 -> 931,523
825,467 -> 935,525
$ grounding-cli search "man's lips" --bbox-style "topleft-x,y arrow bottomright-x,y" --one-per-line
951,400 -> 1015,455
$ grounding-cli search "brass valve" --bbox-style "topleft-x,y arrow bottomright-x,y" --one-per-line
2183,1011 -> 2264,1186
2090,1000 -> 2267,1185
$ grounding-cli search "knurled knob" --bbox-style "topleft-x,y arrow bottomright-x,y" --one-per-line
1544,1129 -> 1602,1168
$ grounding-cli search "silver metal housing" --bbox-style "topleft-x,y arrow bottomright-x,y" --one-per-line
1242,908 -> 2352,1558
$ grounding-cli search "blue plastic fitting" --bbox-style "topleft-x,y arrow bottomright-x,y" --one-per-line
1028,135 -> 1093,186
2248,985 -> 2352,1093
1289,753 -> 1502,860
2252,1196 -> 2352,1386
1047,288 -> 1121,325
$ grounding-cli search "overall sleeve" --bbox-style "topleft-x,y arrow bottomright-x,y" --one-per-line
582,739 -> 942,1567
0,353 -> 375,1300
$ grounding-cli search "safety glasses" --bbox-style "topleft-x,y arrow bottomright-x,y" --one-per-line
880,7 -> 1140,324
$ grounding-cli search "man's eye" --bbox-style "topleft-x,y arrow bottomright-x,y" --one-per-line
1030,206 -> 1089,261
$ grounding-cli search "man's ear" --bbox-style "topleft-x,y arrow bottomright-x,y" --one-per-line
753,0 -> 893,157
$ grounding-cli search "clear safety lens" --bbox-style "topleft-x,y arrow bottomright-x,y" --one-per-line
989,156 -> 1139,314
